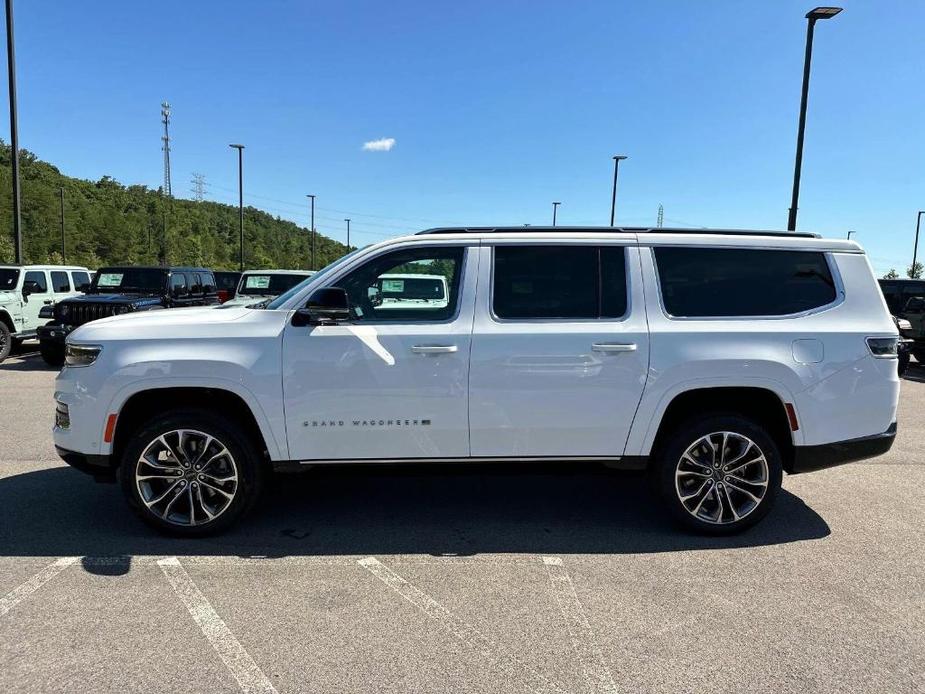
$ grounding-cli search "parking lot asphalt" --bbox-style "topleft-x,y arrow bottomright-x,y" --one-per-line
0,343 -> 922,693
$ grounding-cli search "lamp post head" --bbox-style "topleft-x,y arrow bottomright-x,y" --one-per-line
613,155 -> 628,161
228,143 -> 245,150
806,7 -> 842,20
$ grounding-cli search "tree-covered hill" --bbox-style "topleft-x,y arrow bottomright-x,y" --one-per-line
0,142 -> 349,270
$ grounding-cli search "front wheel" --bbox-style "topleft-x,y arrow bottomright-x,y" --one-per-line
39,340 -> 65,367
651,414 -> 783,534
120,409 -> 265,536
0,323 -> 11,363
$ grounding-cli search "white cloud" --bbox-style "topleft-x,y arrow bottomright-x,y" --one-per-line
362,137 -> 396,152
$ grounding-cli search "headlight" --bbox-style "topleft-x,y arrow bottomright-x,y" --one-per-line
64,343 -> 103,367
897,318 -> 912,330
866,337 -> 898,358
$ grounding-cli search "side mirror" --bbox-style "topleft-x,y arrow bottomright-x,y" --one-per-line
293,287 -> 351,326
21,280 -> 40,298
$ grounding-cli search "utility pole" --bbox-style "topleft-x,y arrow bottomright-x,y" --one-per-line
190,173 -> 206,202
161,102 -> 172,197
344,218 -> 351,252
229,144 -> 245,271
59,187 -> 65,262
306,194 -> 316,269
657,203 -> 664,228
552,202 -> 561,227
5,0 -> 22,263
610,155 -> 627,226
913,211 -> 925,278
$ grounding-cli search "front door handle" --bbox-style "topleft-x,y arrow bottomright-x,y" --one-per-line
592,342 -> 637,353
411,344 -> 458,355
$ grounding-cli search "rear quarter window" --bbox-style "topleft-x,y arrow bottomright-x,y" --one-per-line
654,247 -> 837,317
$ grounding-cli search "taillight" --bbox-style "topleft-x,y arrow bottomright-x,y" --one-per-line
866,337 -> 899,358
217,289 -> 230,303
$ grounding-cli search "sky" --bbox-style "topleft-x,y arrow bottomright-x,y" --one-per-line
2,0 -> 924,274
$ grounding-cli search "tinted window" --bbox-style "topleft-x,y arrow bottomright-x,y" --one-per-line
654,247 -> 837,317
71,271 -> 90,290
93,268 -> 165,292
0,268 -> 20,290
51,271 -> 71,293
332,246 -> 463,322
170,273 -> 188,296
190,273 -> 203,294
24,271 -> 48,293
214,272 -> 241,292
201,272 -> 216,293
493,246 -> 627,319
239,273 -> 312,296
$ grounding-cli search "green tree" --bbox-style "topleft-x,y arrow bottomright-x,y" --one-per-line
907,263 -> 923,280
884,269 -> 899,279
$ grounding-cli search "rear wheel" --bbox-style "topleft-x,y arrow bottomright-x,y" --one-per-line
651,414 -> 783,534
39,340 -> 65,366
913,351 -> 925,365
0,323 -> 10,363
120,409 -> 265,536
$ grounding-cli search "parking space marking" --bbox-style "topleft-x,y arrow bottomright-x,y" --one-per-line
157,557 -> 278,694
0,556 -> 78,618
542,557 -> 617,694
358,556 -> 564,694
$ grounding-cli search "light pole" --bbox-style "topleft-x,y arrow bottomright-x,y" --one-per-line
787,6 -> 842,232
552,202 -> 561,227
913,211 -> 925,278
610,155 -> 627,226
229,144 -> 245,271
5,0 -> 22,263
344,218 -> 351,252
306,194 -> 316,269
846,230 -> 856,240
59,187 -> 65,262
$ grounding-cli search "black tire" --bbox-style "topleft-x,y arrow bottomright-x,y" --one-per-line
120,409 -> 265,537
913,351 -> 925,365
650,414 -> 783,535
39,340 -> 65,367
898,351 -> 910,376
0,322 -> 11,363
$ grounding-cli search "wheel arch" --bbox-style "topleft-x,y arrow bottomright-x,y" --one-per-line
643,386 -> 797,473
0,308 -> 15,333
111,387 -> 277,467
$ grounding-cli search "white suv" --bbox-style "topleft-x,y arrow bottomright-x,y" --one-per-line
52,228 -> 899,536
0,264 -> 91,362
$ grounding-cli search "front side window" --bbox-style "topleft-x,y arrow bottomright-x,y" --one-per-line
492,246 -> 627,320
654,246 -> 837,317
24,271 -> 48,293
332,246 -> 464,322
51,271 -> 71,293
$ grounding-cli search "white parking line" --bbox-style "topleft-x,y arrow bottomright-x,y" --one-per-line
0,556 -> 78,618
541,557 -> 617,694
157,557 -> 278,694
358,556 -> 564,694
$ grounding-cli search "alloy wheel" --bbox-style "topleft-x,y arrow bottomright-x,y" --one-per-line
674,431 -> 769,525
135,429 -> 239,526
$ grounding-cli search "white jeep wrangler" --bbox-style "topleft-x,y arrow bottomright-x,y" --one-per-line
0,264 -> 91,362
52,227 -> 899,536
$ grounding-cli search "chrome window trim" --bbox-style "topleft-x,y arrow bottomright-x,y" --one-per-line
486,243 -> 633,325
648,246 -> 846,321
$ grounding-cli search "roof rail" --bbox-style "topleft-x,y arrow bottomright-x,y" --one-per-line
415,226 -> 820,239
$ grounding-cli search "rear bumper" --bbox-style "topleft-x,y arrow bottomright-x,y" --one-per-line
790,422 -> 896,474
55,445 -> 117,482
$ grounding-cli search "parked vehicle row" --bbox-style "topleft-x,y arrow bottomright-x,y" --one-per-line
51,226 -> 899,538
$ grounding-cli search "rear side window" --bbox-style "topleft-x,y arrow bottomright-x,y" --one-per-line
170,273 -> 188,296
654,247 -> 837,317
51,271 -> 71,293
190,273 -> 203,295
201,272 -> 216,294
493,246 -> 627,319
24,271 -> 48,293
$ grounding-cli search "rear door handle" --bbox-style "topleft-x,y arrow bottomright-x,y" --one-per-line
411,344 -> 458,355
592,342 -> 637,353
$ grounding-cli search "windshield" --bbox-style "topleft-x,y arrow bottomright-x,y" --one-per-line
92,268 -> 166,293
238,273 -> 313,296
266,249 -> 364,310
214,272 -> 240,292
0,269 -> 20,291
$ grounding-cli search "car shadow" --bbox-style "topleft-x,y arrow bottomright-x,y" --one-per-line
0,342 -> 56,372
0,463 -> 830,568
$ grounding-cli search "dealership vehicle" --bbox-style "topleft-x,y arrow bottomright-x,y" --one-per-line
0,264 -> 91,363
221,269 -> 315,307
879,279 -> 925,364
37,266 -> 220,365
371,273 -> 449,311
53,227 -> 899,536
213,271 -> 242,304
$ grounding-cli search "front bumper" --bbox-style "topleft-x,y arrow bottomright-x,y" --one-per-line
791,422 -> 896,474
37,322 -> 73,344
55,446 -> 117,482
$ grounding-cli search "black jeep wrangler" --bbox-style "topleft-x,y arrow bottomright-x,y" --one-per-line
37,266 -> 220,366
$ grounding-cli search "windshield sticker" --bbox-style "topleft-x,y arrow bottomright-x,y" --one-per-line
382,279 -> 404,293
98,273 -> 124,287
245,275 -> 271,289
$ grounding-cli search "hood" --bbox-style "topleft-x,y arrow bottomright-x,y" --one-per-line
69,305 -> 289,343
221,295 -> 275,307
64,293 -> 162,306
